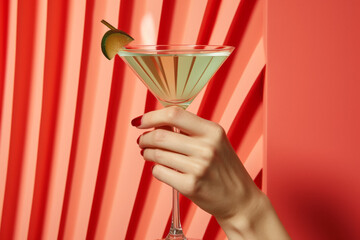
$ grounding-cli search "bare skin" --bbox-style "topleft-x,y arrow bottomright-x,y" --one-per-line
132,106 -> 290,240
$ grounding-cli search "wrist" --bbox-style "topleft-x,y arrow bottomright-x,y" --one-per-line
215,192 -> 290,240
215,191 -> 268,239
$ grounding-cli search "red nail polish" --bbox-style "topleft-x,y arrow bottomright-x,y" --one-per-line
131,115 -> 142,127
140,149 -> 144,156
137,135 -> 141,144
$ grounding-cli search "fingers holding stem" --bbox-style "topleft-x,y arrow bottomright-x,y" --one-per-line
133,106 -> 222,196
143,148 -> 201,175
138,128 -> 208,158
132,106 -> 216,137
151,164 -> 191,194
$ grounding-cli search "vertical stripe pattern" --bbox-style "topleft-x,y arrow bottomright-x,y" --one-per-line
0,0 -> 265,239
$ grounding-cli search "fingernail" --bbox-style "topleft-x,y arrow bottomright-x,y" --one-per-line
136,135 -> 141,144
131,115 -> 142,127
140,149 -> 144,156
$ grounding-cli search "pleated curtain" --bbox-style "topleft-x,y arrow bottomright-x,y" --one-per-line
0,0 -> 265,239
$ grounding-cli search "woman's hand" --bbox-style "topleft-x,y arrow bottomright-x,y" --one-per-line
131,106 -> 290,240
132,106 -> 262,218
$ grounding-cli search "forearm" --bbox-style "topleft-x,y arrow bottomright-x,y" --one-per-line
216,193 -> 291,240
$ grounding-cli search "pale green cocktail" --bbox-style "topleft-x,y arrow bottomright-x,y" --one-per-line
118,46 -> 232,109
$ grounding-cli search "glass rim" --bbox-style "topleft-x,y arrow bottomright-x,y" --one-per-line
118,44 -> 235,54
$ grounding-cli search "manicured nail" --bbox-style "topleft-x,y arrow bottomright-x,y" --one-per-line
136,135 -> 141,144
131,115 -> 142,127
140,149 -> 144,156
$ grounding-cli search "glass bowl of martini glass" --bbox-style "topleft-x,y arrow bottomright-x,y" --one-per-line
118,44 -> 234,240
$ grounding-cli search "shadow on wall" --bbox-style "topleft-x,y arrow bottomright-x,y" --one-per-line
289,184 -> 355,240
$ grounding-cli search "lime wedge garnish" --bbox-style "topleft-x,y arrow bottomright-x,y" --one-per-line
101,20 -> 134,60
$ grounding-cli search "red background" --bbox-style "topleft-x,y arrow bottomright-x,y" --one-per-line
266,1 -> 360,239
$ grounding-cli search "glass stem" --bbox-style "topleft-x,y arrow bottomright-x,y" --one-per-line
166,126 -> 186,239
171,188 -> 182,230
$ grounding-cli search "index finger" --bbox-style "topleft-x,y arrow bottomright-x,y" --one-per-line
132,106 -> 214,136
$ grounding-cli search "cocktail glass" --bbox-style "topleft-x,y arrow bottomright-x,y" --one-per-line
118,45 -> 234,240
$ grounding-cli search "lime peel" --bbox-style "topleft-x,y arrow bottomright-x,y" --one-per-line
101,20 -> 134,60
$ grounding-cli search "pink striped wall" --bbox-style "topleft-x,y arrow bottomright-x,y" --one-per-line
0,0 -> 265,239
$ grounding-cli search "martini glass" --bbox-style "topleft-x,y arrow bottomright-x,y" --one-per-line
118,45 -> 234,239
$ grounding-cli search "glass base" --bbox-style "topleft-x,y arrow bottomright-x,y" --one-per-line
164,226 -> 186,239
156,230 -> 200,240
158,238 -> 200,240
165,234 -> 186,240
156,229 -> 200,240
